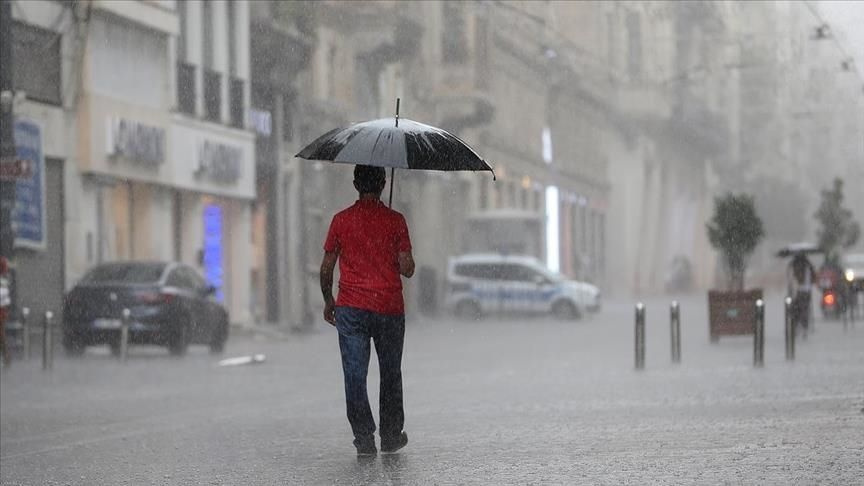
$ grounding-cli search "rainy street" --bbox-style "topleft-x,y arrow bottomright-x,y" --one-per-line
2,294 -> 863,485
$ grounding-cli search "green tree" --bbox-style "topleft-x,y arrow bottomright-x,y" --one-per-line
814,178 -> 860,264
707,193 -> 765,290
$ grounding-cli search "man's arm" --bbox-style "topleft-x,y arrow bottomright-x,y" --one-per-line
320,251 -> 339,324
398,251 -> 415,278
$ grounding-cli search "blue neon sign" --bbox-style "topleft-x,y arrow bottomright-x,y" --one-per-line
203,204 -> 224,302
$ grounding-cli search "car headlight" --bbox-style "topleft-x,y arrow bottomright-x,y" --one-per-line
846,269 -> 855,282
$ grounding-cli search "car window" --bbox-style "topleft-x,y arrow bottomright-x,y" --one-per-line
183,266 -> 208,290
81,263 -> 166,284
166,268 -> 198,290
455,263 -> 493,280
497,263 -> 540,282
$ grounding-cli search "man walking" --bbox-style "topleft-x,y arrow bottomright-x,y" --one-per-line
320,165 -> 414,455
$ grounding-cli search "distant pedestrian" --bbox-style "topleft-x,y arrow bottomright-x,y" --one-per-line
788,253 -> 816,333
320,165 -> 414,455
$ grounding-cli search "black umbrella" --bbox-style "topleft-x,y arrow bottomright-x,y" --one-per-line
776,242 -> 823,258
296,99 -> 494,206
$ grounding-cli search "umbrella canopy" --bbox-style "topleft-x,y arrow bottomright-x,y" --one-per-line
295,117 -> 494,176
776,242 -> 823,258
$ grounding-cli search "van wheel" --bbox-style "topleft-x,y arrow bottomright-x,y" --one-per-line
552,301 -> 580,320
455,301 -> 482,320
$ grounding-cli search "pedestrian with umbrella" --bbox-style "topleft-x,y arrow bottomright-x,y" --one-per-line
298,99 -> 493,455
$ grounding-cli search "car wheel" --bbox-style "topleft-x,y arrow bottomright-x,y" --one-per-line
168,319 -> 190,356
552,300 -> 580,320
63,332 -> 85,357
455,301 -> 482,320
209,319 -> 228,354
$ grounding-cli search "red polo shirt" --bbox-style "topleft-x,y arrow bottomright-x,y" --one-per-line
323,199 -> 412,315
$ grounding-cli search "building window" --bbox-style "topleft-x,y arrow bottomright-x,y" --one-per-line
327,45 -> 338,99
626,11 -> 642,78
282,94 -> 295,143
606,13 -> 617,69
542,127 -> 553,164
598,213 -> 605,278
177,0 -> 187,62
227,0 -> 236,76
204,69 -> 222,122
12,21 -> 61,105
442,2 -> 468,64
230,77 -> 244,128
177,62 -> 196,116
475,16 -> 489,88
202,0 -> 214,69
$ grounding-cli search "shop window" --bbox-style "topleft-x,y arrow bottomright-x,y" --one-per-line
230,77 -> 245,129
177,62 -> 196,116
12,21 -> 61,105
442,2 -> 468,64
626,11 -> 642,78
474,16 -> 489,88
282,94 -> 295,143
204,69 -> 222,122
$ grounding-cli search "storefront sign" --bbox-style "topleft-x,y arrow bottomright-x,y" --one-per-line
195,141 -> 241,184
13,119 -> 46,250
106,117 -> 165,167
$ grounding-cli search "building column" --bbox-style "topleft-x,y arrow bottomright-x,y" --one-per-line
180,193 -> 203,268
235,0 -> 251,127
227,200 -> 252,326
185,0 -> 204,117
211,0 -> 229,125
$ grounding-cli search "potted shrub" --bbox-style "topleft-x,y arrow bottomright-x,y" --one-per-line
706,193 -> 765,342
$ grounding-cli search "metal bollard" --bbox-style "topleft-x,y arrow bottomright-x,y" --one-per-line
754,299 -> 764,367
670,301 -> 681,364
784,296 -> 795,361
635,302 -> 645,370
120,308 -> 130,362
21,307 -> 30,361
42,311 -> 54,371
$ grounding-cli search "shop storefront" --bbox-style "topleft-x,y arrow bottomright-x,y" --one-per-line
78,93 -> 255,325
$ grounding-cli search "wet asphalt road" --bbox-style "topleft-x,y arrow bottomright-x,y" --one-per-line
2,292 -> 863,485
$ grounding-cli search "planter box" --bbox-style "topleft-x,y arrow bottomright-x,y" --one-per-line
708,289 -> 763,342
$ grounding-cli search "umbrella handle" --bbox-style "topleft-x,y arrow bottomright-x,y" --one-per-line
389,167 -> 395,208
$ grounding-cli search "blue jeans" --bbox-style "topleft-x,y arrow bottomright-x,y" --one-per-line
335,306 -> 405,441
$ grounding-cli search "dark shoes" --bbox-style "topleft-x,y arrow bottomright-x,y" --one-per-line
353,431 -> 408,455
354,436 -> 377,456
380,431 -> 408,453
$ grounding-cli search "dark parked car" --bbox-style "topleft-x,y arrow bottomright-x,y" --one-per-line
63,262 -> 229,356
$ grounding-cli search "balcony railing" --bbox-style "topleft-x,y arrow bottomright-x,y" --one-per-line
230,77 -> 245,129
177,62 -> 196,116
204,69 -> 222,123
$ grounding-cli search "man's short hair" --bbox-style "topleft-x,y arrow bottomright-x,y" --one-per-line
354,165 -> 386,194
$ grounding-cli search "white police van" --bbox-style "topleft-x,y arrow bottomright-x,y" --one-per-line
446,254 -> 601,319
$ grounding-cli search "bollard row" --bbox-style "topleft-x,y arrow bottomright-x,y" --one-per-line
18,307 -> 131,368
120,308 -> 130,362
42,310 -> 54,370
754,299 -> 764,367
670,301 -> 681,364
784,296 -> 795,361
634,303 -> 645,370
631,297 -> 793,370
